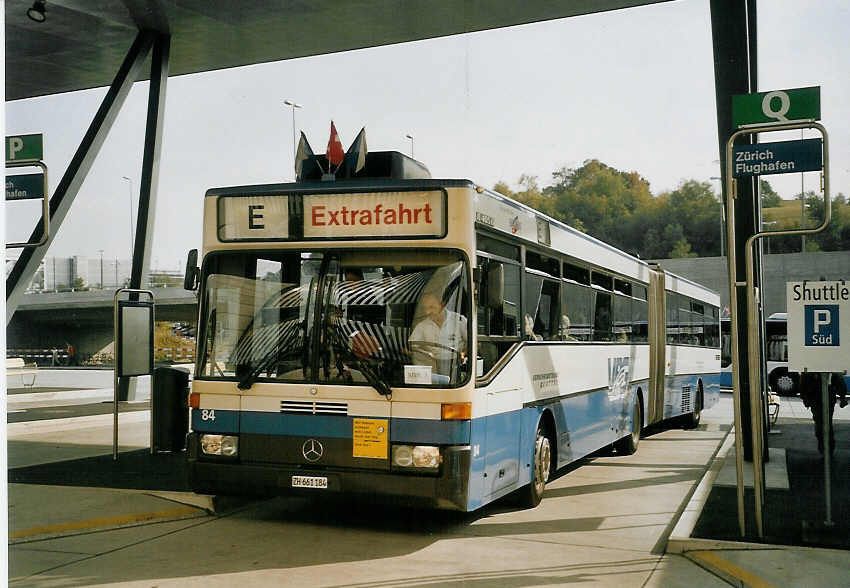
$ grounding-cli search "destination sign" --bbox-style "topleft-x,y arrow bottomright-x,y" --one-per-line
217,195 -> 290,241
6,134 -> 44,162
303,191 -> 445,239
6,173 -> 45,200
732,138 -> 822,177
733,87 -> 820,127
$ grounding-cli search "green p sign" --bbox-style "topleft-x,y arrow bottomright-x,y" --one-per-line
732,87 -> 820,127
5,134 -> 44,163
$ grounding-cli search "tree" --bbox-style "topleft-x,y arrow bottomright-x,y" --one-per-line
760,179 -> 782,208
543,160 -> 653,254
654,180 -> 722,257
71,276 -> 87,291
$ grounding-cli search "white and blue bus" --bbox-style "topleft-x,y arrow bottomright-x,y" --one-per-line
185,148 -> 720,511
720,313 -> 799,396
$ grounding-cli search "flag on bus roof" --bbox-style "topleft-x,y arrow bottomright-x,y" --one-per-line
326,121 -> 345,167
344,127 -> 368,174
294,131 -> 321,181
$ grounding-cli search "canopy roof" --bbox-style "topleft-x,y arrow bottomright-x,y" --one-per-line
6,0 -> 669,101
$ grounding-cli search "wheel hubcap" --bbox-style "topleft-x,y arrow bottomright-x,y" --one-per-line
534,433 -> 550,495
776,375 -> 794,393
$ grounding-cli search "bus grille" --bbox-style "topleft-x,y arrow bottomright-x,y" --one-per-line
681,386 -> 692,413
280,400 -> 348,415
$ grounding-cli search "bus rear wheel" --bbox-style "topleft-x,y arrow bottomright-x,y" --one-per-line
683,384 -> 703,429
614,394 -> 642,455
519,421 -> 551,508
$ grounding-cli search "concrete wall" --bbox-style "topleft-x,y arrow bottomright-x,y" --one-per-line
654,250 -> 850,316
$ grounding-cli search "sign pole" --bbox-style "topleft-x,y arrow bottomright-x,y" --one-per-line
821,374 -> 833,527
726,119 -> 831,539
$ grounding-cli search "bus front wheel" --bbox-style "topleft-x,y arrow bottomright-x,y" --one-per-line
519,421 -> 551,508
614,393 -> 642,455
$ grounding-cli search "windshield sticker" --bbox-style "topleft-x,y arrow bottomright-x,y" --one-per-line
404,365 -> 432,385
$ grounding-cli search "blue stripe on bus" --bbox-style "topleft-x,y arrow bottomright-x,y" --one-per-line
192,408 -> 239,433
390,418 -> 470,444
192,410 -> 470,444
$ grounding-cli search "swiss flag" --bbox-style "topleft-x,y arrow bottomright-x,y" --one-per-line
326,121 -> 345,167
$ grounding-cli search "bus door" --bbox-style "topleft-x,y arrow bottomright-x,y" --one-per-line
479,257 -> 522,496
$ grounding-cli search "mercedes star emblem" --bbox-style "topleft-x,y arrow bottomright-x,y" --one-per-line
302,439 -> 324,462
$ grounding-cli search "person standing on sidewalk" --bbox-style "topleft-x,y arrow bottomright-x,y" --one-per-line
65,342 -> 77,366
800,371 -> 848,455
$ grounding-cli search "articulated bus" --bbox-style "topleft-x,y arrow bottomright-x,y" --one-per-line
186,149 -> 720,511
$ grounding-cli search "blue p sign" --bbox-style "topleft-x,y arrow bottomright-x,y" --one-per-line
805,305 -> 839,346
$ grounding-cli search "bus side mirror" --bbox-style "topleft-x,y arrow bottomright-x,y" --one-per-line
486,264 -> 504,310
183,249 -> 199,291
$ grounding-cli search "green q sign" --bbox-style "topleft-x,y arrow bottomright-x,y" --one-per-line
732,86 -> 820,127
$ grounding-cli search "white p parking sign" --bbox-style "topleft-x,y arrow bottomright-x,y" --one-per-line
787,281 -> 850,372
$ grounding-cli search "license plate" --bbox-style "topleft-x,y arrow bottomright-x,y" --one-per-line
291,475 -> 328,489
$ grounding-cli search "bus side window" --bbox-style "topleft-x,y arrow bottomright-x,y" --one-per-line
562,281 -> 592,341
593,292 -> 612,341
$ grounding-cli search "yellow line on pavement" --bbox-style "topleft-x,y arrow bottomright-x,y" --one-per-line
690,550 -> 776,588
10,505 -> 201,540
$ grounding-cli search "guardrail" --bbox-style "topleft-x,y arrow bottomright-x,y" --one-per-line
7,349 -> 70,366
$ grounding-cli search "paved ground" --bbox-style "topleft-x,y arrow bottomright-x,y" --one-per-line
6,375 -> 850,587
692,411 -> 850,549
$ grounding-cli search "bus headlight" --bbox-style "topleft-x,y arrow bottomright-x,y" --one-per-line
392,445 -> 440,469
200,434 -> 239,457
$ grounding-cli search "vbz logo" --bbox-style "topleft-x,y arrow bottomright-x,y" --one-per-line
804,305 -> 839,347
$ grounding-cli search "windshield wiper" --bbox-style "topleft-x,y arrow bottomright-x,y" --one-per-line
236,345 -> 281,390
325,323 -> 392,397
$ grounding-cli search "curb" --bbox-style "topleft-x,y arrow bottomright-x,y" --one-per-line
9,504 -> 206,545
685,550 -> 779,588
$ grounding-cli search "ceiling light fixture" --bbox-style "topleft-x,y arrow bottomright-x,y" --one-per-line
27,0 -> 47,23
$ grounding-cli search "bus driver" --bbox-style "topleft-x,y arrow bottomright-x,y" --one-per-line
409,292 -> 467,377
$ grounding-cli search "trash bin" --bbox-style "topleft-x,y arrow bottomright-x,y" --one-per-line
152,366 -> 190,452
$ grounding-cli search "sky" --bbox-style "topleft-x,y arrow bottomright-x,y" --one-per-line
5,0 -> 850,271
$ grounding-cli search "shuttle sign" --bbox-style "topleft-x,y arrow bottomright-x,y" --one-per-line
787,281 -> 850,372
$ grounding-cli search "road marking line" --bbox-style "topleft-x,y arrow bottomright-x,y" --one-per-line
9,505 -> 201,540
689,550 -> 776,588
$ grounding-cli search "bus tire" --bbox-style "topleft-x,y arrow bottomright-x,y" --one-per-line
769,368 -> 798,397
614,393 -> 642,455
683,384 -> 703,429
519,421 -> 552,508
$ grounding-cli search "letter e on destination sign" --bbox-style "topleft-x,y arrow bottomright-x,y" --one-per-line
217,195 -> 290,241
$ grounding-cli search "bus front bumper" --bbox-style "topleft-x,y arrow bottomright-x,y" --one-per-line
187,434 -> 472,511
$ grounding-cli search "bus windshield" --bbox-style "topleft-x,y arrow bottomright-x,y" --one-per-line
198,249 -> 471,388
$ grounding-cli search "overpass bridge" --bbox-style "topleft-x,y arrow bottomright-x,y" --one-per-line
7,288 -> 197,361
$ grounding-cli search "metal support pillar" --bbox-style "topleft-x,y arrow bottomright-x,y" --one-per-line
119,33 -> 171,402
5,32 -> 155,323
710,0 -> 760,538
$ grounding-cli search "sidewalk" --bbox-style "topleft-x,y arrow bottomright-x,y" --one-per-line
667,402 -> 850,587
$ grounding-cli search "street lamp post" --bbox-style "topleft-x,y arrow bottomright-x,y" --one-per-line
405,134 -> 414,158
284,99 -> 302,173
99,249 -> 104,289
121,176 -> 134,258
